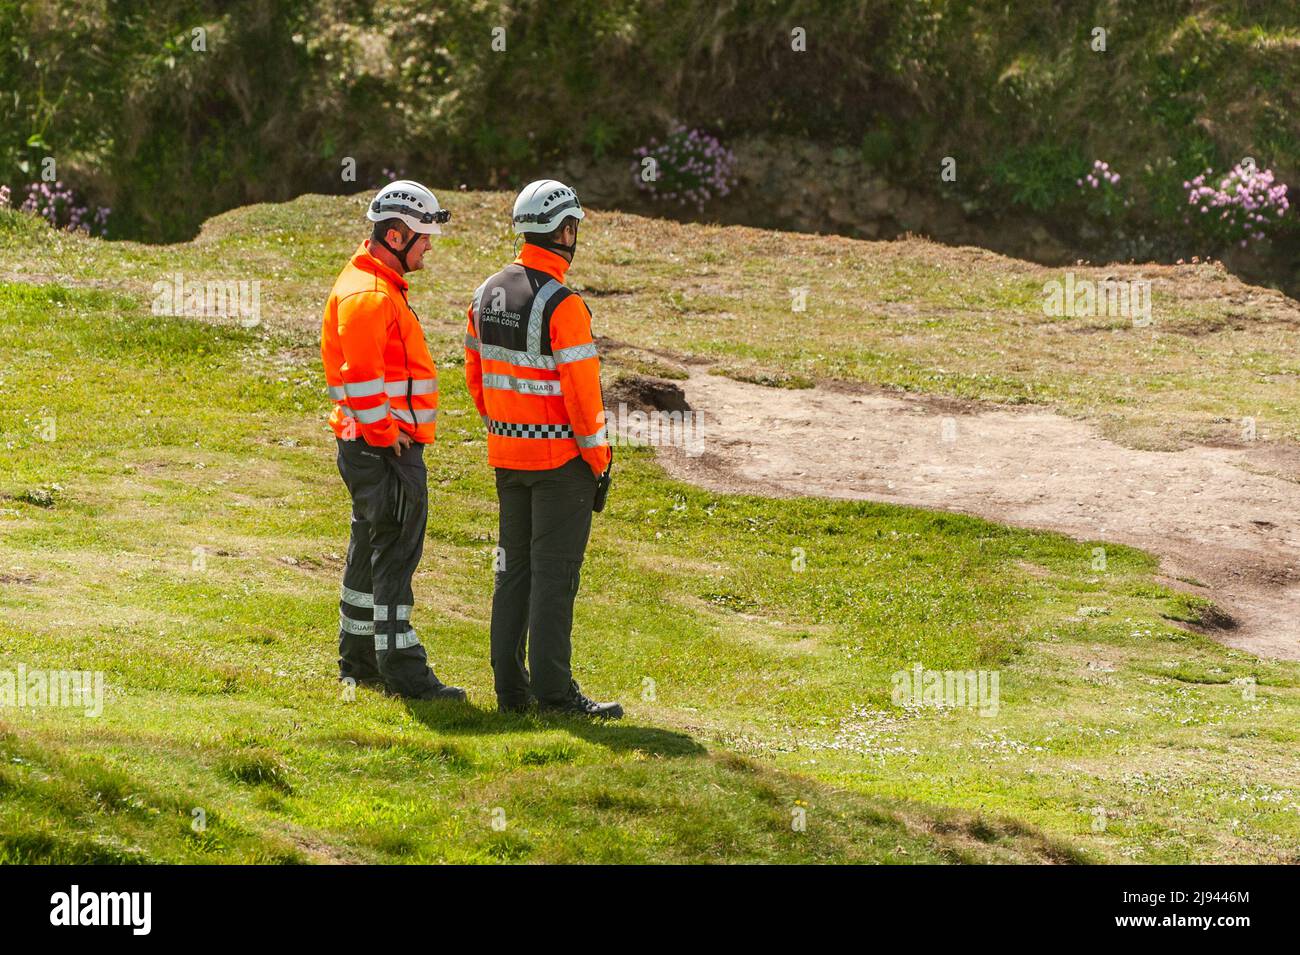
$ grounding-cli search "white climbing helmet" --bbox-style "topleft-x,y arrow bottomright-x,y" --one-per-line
512,179 -> 585,234
366,180 -> 449,235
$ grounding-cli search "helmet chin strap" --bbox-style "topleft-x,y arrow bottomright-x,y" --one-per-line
376,229 -> 422,272
530,229 -> 576,257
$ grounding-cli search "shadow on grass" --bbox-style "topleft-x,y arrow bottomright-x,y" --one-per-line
400,698 -> 705,758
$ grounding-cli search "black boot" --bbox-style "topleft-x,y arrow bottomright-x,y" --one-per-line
412,677 -> 468,702
539,680 -> 623,720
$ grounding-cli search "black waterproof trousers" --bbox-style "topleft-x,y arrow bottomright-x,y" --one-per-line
490,456 -> 596,707
335,438 -> 442,697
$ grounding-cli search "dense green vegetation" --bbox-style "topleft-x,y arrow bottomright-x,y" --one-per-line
2,0 -> 1298,274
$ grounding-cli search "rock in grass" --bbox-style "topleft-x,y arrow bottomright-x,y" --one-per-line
18,486 -> 58,508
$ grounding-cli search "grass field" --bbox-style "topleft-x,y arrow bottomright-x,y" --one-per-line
0,198 -> 1297,863
5,191 -> 1299,453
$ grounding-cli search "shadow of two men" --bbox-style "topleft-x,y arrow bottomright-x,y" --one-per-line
400,698 -> 705,759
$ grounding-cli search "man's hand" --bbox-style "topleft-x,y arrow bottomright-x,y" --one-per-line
393,431 -> 414,457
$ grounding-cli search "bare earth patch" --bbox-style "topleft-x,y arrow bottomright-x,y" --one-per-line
660,369 -> 1300,662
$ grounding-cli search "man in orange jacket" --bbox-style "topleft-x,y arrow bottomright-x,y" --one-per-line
465,179 -> 622,718
321,180 -> 465,701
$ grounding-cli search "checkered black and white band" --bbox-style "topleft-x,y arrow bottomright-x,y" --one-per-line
488,420 -> 575,440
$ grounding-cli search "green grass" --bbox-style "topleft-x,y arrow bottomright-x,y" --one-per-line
4,193 -> 1299,454
0,206 -> 1298,863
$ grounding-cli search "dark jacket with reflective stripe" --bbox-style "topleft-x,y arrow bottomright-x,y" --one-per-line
465,244 -> 610,475
321,241 -> 438,446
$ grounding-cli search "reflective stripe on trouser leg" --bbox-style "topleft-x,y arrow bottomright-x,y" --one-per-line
336,438 -> 436,695
336,476 -> 380,682
373,604 -> 420,651
366,443 -> 439,696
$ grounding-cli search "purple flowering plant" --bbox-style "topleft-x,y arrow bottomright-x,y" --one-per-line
1076,160 -> 1129,219
7,180 -> 111,236
633,124 -> 736,211
1184,163 -> 1289,249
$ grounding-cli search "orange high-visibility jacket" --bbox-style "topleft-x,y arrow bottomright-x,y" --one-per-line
321,241 -> 438,446
464,244 -> 611,476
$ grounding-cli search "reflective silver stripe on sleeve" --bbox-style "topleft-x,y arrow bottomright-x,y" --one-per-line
385,377 -> 437,397
341,585 -> 373,609
482,373 -> 563,396
344,376 -> 386,398
526,279 -> 563,355
391,407 -> 438,424
374,604 -> 388,622
340,401 -> 390,424
327,384 -> 346,400
480,342 -> 556,370
340,614 -> 375,636
395,605 -> 412,621
554,341 -> 598,365
465,333 -> 481,352
575,428 -> 609,449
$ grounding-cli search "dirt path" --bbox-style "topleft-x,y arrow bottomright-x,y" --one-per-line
658,369 -> 1300,661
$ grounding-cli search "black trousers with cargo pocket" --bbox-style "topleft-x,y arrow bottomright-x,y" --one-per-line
335,437 -> 442,698
490,455 -> 597,706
